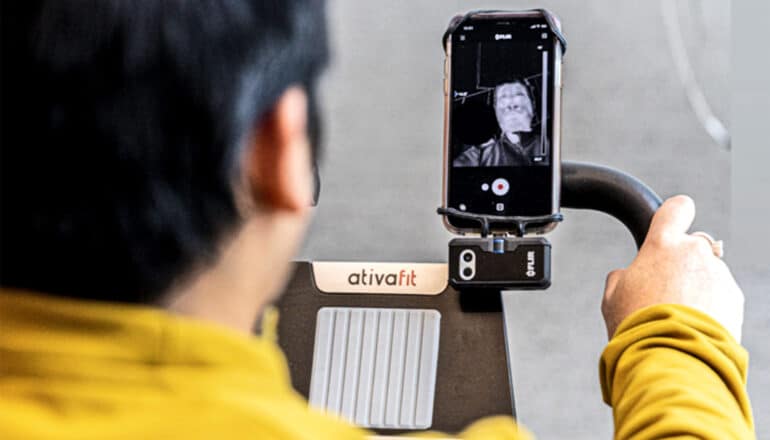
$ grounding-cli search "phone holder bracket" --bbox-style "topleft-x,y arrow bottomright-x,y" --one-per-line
437,207 -> 563,238
442,8 -> 567,54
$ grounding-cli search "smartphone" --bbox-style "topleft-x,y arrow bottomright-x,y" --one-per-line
442,10 -> 563,235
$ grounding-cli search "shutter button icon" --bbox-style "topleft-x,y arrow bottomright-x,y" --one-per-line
491,178 -> 510,196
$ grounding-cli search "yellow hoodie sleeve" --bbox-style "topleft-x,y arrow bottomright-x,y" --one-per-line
600,304 -> 755,439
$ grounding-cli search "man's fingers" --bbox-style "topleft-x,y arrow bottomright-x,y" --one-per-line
646,195 -> 696,243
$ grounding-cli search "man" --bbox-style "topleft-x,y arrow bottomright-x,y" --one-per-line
453,80 -> 548,168
0,1 -> 754,439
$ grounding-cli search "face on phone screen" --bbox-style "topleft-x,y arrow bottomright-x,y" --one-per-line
445,15 -> 560,231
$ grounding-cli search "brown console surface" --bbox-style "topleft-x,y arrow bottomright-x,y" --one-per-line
274,261 -> 514,434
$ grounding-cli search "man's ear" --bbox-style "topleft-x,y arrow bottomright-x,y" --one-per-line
247,86 -> 313,212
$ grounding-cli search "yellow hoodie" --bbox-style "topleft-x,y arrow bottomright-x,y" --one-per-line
0,289 -> 753,439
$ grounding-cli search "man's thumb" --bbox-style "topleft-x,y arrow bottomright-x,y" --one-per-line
646,195 -> 696,242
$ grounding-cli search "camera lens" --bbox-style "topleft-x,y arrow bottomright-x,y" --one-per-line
462,267 -> 473,277
462,252 -> 473,262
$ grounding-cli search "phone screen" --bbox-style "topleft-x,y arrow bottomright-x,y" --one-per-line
446,15 -> 559,231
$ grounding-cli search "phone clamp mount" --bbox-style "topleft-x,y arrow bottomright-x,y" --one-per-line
442,8 -> 568,54
438,161 -> 662,309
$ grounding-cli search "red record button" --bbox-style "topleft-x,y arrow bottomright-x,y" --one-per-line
491,178 -> 509,196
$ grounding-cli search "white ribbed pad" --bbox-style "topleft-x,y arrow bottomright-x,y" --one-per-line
308,307 -> 441,430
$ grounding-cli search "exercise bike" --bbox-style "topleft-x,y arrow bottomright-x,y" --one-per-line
275,161 -> 660,435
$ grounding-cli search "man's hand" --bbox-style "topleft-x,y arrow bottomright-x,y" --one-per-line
602,195 -> 745,342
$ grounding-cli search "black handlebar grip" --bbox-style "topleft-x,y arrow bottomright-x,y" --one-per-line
561,161 -> 662,249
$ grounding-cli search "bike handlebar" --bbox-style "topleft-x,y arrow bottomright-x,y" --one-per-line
561,161 -> 662,249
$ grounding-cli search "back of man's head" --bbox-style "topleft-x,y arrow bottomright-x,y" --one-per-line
0,0 -> 328,303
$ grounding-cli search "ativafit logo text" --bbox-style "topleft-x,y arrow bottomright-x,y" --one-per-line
347,268 -> 417,287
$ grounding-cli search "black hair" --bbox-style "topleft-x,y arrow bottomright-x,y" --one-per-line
0,0 -> 329,303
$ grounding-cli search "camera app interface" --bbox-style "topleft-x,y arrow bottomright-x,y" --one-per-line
448,16 -> 557,225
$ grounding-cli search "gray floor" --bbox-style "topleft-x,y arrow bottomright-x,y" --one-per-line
299,1 -> 769,438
